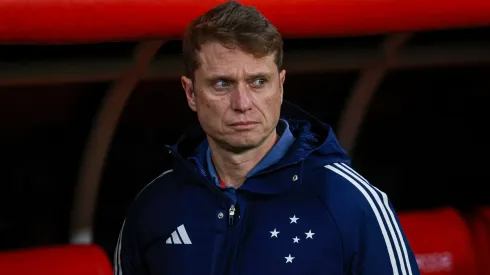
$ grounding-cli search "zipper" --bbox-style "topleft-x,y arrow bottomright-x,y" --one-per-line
225,198 -> 242,275
228,204 -> 236,226
165,145 -> 238,274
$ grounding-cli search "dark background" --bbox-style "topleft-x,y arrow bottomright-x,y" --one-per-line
0,27 -> 488,259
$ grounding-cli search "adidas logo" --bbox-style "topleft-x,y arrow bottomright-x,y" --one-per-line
165,224 -> 192,244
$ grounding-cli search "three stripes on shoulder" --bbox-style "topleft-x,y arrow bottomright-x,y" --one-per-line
325,162 -> 414,275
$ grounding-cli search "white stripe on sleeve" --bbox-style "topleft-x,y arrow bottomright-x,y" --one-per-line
339,163 -> 413,274
114,169 -> 174,275
325,164 -> 399,275
114,220 -> 125,275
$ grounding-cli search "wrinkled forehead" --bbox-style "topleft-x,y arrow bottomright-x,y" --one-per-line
196,42 -> 277,77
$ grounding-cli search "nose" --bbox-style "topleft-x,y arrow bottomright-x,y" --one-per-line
230,84 -> 252,112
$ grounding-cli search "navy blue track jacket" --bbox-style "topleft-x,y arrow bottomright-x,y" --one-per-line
114,102 -> 420,275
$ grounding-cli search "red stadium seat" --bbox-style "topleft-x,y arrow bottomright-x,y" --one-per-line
398,208 -> 477,275
465,207 -> 490,275
0,244 -> 113,275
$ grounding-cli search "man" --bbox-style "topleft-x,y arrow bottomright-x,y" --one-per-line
114,2 -> 420,274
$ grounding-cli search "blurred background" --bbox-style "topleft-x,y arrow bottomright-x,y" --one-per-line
0,5 -> 490,275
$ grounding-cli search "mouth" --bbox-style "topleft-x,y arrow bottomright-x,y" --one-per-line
229,121 -> 258,126
228,121 -> 259,130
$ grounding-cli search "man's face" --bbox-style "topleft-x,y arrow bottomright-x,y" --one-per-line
182,42 -> 286,152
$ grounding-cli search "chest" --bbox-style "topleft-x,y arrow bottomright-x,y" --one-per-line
143,189 -> 345,275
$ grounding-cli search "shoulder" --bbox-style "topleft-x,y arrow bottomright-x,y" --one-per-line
123,168 -> 176,226
307,163 -> 420,274
127,167 -> 188,215
119,168 -> 181,244
303,162 -> 391,232
133,169 -> 175,201
303,162 -> 401,259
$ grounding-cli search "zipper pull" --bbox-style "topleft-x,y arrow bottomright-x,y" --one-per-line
228,205 -> 236,226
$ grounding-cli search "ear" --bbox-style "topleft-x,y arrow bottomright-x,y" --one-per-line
280,69 -> 286,87
181,76 -> 197,112
279,69 -> 286,103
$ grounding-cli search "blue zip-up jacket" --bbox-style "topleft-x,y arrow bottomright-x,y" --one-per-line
114,102 -> 420,275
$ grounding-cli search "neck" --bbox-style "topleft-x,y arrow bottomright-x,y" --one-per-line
209,131 -> 278,189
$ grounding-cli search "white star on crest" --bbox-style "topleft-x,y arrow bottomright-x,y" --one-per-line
292,236 -> 300,243
270,228 -> 280,238
305,230 -> 315,239
289,215 -> 299,224
285,254 -> 295,263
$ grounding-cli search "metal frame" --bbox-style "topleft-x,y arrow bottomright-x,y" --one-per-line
337,33 -> 411,154
2,42 -> 490,86
69,40 -> 164,244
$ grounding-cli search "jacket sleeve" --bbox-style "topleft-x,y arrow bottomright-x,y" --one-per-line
113,169 -> 174,275
322,163 -> 420,275
354,192 -> 420,275
113,219 -> 145,275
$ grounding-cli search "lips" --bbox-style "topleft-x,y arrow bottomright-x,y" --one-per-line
229,121 -> 258,126
228,121 -> 259,130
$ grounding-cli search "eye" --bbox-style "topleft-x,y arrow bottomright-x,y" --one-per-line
251,77 -> 266,88
214,79 -> 230,89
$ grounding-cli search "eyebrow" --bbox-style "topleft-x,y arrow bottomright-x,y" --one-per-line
205,72 -> 272,82
246,73 -> 271,81
205,74 -> 234,81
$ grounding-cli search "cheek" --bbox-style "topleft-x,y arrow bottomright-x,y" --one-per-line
196,92 -> 227,122
196,90 -> 213,112
263,92 -> 282,116
205,101 -> 212,111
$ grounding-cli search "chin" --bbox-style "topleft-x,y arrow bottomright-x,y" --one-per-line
226,139 -> 262,151
223,133 -> 272,152
212,127 -> 276,152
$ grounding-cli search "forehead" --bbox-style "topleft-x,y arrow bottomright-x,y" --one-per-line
196,42 -> 277,76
